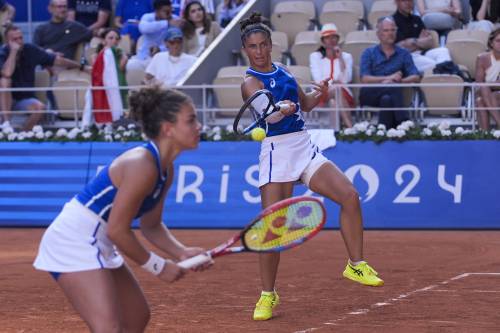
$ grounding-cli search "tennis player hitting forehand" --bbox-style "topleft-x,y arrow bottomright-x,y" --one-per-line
239,13 -> 384,321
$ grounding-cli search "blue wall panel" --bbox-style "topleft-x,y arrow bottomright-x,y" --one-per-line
1,141 -> 499,229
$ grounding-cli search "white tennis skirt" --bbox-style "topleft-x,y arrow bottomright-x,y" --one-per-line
33,198 -> 124,273
259,130 -> 330,187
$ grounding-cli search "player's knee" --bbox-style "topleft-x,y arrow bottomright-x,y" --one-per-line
341,186 -> 360,208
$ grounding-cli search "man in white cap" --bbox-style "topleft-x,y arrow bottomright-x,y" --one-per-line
309,23 -> 354,128
144,26 -> 196,86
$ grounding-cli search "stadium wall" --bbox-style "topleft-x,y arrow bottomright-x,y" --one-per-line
0,141 -> 498,229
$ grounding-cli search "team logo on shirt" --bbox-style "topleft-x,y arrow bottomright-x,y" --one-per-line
270,78 -> 276,88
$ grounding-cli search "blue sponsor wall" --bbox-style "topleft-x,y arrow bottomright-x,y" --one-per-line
0,141 -> 499,229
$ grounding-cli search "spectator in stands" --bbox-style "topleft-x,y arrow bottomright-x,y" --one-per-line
114,0 -> 153,53
89,28 -> 128,124
416,0 -> 462,36
34,0 -> 93,61
359,17 -> 420,129
468,0 -> 499,33
475,27 -> 500,130
68,0 -> 111,34
0,26 -> 85,130
309,23 -> 353,128
0,0 -> 15,43
218,0 -> 247,28
144,26 -> 196,87
394,0 -> 452,72
181,1 -> 221,56
127,0 -> 180,71
182,0 -> 216,21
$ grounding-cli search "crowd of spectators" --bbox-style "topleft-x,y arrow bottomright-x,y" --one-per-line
0,0 -> 498,131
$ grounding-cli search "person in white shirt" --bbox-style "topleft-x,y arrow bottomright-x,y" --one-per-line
309,23 -> 354,129
144,26 -> 197,87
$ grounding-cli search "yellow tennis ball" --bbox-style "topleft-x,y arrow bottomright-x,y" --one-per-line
251,127 -> 266,141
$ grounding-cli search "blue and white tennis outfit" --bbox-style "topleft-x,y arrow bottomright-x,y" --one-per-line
34,141 -> 167,274
247,63 -> 330,187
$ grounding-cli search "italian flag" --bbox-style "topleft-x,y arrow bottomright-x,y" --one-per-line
91,47 -> 128,123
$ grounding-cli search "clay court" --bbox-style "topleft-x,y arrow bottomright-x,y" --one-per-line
1,228 -> 499,333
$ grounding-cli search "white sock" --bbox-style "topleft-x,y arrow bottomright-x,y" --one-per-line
349,259 -> 366,266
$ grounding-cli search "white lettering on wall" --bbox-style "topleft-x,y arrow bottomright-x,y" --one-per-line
437,165 -> 462,203
394,164 -> 420,203
176,165 -> 204,203
219,165 -> 230,203
243,165 -> 260,203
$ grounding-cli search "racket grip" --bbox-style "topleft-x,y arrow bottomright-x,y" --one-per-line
276,102 -> 290,111
177,253 -> 212,269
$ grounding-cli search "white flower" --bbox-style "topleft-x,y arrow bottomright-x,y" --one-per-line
343,128 -> 358,135
104,134 -> 113,142
67,128 -> 81,139
35,132 -> 44,139
422,128 -> 432,136
493,130 -> 500,139
440,129 -> 452,136
353,121 -> 369,132
365,129 -> 373,136
213,133 -> 221,141
25,131 -> 34,138
454,127 -> 464,135
377,124 -> 386,131
32,125 -> 43,133
104,124 -> 113,134
428,122 -> 438,128
141,133 -> 148,141
202,125 -> 210,133
212,126 -> 221,134
44,131 -> 53,138
395,129 -> 406,138
225,124 -> 234,133
0,132 -> 3,140
127,123 -> 136,130
82,131 -> 92,139
462,129 -> 473,135
114,133 -> 122,140
1,120 -> 11,129
117,126 -> 126,132
7,133 -> 17,141
2,126 -> 13,134
386,128 -> 398,138
17,133 -> 26,141
376,130 -> 385,136
56,128 -> 68,137
438,121 -> 450,131
397,122 -> 411,131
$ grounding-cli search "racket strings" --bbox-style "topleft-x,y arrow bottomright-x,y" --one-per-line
243,201 -> 324,252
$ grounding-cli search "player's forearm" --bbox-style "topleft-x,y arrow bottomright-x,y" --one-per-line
107,227 -> 151,265
141,223 -> 186,260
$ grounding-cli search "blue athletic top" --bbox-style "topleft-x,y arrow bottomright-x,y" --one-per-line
75,141 -> 167,221
246,63 -> 306,137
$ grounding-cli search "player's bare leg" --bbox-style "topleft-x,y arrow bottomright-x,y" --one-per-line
253,181 -> 293,320
309,162 -> 383,286
111,264 -> 150,332
57,269 -> 122,332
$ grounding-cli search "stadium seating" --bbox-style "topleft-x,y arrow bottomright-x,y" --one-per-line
290,31 -> 321,66
125,67 -> 145,89
419,74 -> 470,123
34,70 -> 51,106
319,1 -> 365,36
212,66 -> 247,118
52,80 -> 89,120
271,1 -> 316,46
342,30 -> 378,67
367,0 -> 396,28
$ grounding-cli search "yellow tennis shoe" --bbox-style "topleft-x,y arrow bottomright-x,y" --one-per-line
343,261 -> 384,287
253,290 -> 280,321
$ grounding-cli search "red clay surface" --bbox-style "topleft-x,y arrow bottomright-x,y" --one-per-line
1,229 -> 499,333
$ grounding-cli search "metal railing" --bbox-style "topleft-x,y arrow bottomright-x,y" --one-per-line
0,81 -> 499,130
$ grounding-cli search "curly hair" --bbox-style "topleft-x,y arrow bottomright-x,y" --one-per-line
239,12 -> 272,46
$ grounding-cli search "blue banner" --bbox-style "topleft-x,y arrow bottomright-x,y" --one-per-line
0,141 -> 499,229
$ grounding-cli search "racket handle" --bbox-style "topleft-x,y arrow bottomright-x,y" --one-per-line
177,253 -> 212,269
276,102 -> 290,111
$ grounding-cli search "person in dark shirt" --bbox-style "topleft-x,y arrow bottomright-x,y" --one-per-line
34,0 -> 93,61
359,17 -> 420,129
68,0 -> 111,34
393,0 -> 451,72
0,26 -> 85,130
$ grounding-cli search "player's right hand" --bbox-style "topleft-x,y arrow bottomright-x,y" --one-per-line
157,259 -> 186,283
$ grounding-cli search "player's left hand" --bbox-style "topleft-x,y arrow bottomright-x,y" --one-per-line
312,79 -> 329,101
179,247 -> 213,271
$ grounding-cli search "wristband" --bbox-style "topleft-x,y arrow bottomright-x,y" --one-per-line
141,252 -> 166,276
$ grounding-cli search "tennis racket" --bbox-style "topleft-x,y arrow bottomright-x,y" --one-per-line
232,89 -> 290,135
178,196 -> 326,269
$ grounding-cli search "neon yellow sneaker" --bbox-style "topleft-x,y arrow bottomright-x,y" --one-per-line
343,261 -> 384,287
253,291 -> 280,321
